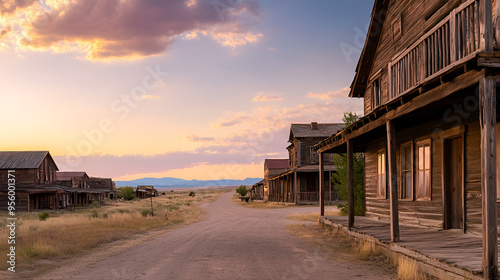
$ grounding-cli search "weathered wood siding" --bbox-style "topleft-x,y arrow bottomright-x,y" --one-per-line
364,0 -> 463,115
365,110 -> 487,233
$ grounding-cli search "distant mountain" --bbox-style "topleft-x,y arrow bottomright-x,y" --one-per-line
115,177 -> 263,188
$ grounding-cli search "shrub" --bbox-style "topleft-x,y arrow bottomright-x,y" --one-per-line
91,201 -> 101,208
166,205 -> 179,211
38,212 -> 49,221
102,213 -> 108,219
141,209 -> 152,217
189,191 -> 195,197
118,186 -> 136,201
235,185 -> 248,196
90,210 -> 99,218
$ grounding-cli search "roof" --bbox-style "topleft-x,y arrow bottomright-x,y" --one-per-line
0,151 -> 58,170
349,0 -> 389,97
56,171 -> 88,181
289,123 -> 344,141
264,159 -> 289,170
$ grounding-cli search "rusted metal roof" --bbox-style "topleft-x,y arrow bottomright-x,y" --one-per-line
0,151 -> 58,170
289,123 -> 344,141
264,159 -> 289,170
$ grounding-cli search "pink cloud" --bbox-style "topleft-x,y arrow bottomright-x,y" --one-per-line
308,87 -> 350,100
16,0 -> 262,60
0,0 -> 36,15
253,92 -> 282,102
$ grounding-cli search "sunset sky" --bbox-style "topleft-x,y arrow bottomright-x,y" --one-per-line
0,0 -> 372,181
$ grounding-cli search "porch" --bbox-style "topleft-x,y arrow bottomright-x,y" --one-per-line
321,215 -> 499,279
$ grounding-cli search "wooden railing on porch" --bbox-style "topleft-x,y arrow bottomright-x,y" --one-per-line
298,191 -> 338,204
389,0 -> 482,100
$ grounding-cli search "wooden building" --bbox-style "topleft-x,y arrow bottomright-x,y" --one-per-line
316,0 -> 500,277
88,177 -> 117,200
249,179 -> 265,201
136,185 -> 158,198
268,123 -> 343,204
0,151 -> 70,211
263,159 -> 289,201
57,171 -> 91,206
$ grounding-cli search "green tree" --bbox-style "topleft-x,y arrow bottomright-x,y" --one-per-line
235,185 -> 248,196
118,186 -> 136,201
332,112 -> 365,216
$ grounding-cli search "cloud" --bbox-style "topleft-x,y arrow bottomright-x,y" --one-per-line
308,87 -> 350,100
185,134 -> 216,142
253,91 -> 282,102
5,0 -> 262,60
0,0 -> 37,15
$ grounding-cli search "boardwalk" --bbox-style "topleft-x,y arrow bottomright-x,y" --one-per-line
322,216 -> 500,279
35,192 -> 394,280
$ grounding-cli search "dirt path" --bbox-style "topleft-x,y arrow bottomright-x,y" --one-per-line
34,192 -> 394,280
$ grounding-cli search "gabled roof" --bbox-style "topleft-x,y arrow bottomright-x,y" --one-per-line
0,151 -> 58,170
289,123 -> 344,142
264,159 -> 289,170
56,171 -> 88,181
349,0 -> 389,98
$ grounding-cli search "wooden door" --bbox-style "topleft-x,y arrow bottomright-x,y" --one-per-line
444,136 -> 464,229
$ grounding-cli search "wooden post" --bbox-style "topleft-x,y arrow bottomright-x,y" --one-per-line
479,0 -> 493,53
319,152 -> 325,216
150,196 -> 154,216
294,171 -> 298,204
347,139 -> 355,229
386,120 -> 400,242
328,170 -> 332,203
479,77 -> 498,280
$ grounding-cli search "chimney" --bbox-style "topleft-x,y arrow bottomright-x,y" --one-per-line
311,122 -> 318,130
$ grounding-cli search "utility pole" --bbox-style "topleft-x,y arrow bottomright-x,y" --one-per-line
150,196 -> 154,216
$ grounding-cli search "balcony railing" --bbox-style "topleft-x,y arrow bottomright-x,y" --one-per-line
389,0 -> 482,100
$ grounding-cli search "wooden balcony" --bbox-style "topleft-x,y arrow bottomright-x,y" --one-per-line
389,0 -> 487,100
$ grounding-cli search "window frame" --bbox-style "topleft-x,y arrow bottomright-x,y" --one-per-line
309,147 -> 318,164
416,139 -> 432,201
399,141 -> 414,201
376,149 -> 387,199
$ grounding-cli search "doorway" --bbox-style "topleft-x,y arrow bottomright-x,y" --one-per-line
443,136 -> 464,230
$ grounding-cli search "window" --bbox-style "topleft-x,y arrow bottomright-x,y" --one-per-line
400,142 -> 413,200
372,78 -> 381,109
377,150 -> 386,199
417,140 -> 432,200
310,147 -> 318,164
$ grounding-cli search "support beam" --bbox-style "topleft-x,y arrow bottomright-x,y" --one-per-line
294,171 -> 298,204
347,139 -> 355,229
386,119 -> 400,242
479,77 -> 498,280
319,152 -> 325,216
479,0 -> 493,53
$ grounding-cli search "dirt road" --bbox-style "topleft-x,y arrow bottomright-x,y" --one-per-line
37,192 -> 394,280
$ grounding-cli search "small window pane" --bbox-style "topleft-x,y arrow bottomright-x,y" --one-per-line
404,146 -> 412,169
405,172 -> 412,198
418,146 -> 424,169
425,145 -> 431,169
418,171 -> 424,198
381,154 -> 385,175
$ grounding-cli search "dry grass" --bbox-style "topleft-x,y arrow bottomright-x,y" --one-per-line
231,193 -> 291,209
0,189 -> 227,271
393,255 -> 427,280
286,209 -> 340,222
354,237 -> 380,260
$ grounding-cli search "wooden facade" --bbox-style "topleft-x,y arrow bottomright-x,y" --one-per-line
89,177 -> 117,200
263,159 -> 289,201
136,185 -> 158,199
316,0 -> 500,278
249,179 -> 265,201
268,123 -> 343,204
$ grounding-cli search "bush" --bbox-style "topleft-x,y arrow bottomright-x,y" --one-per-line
189,191 -> 195,197
38,212 -> 49,221
118,187 -> 136,201
166,205 -> 179,211
236,185 -> 248,196
90,210 -> 99,218
91,201 -> 100,208
141,209 -> 152,217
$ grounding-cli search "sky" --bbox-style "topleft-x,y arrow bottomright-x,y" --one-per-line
0,0 -> 373,181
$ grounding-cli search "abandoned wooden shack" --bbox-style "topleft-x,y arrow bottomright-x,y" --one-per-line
268,123 -> 343,204
56,171 -> 91,206
0,151 -> 70,211
315,0 -> 500,278
136,185 -> 158,198
263,159 -> 289,201
249,179 -> 265,201
88,177 -> 117,200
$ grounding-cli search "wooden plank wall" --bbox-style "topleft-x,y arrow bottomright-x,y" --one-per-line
363,0 -> 463,114
365,113 -> 487,232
